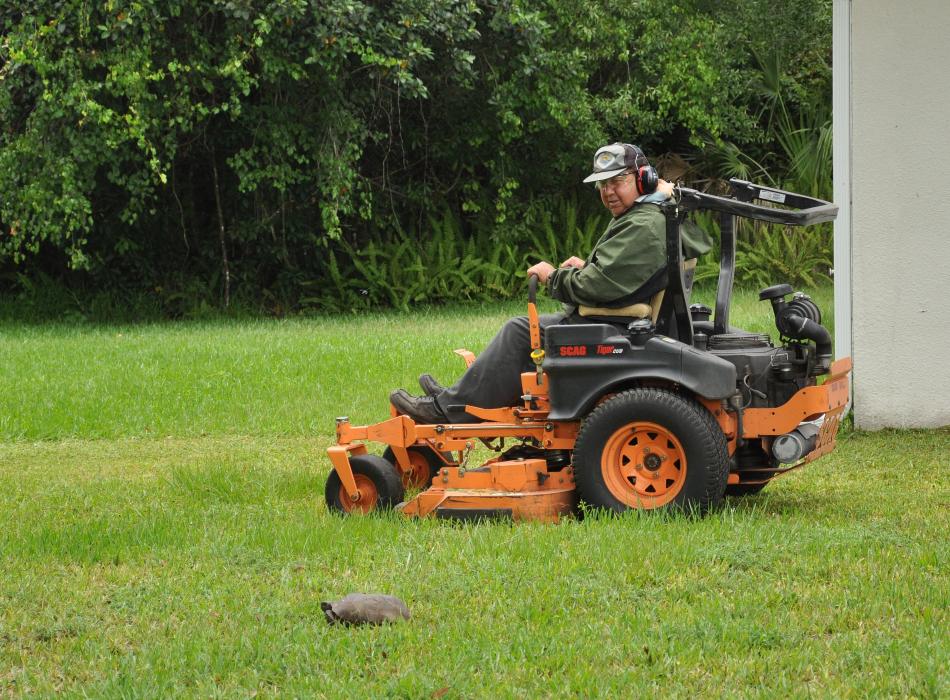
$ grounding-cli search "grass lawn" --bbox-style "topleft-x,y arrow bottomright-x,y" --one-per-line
1,287 -> 947,697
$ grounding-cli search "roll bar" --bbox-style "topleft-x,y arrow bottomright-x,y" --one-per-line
674,179 -> 838,226
657,179 -> 838,343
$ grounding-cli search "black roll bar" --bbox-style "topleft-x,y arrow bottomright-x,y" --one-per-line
675,179 -> 838,226
656,179 -> 838,344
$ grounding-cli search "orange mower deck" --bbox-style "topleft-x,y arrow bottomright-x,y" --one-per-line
326,358 -> 850,521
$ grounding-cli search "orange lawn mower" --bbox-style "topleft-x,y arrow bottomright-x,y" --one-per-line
325,180 -> 851,521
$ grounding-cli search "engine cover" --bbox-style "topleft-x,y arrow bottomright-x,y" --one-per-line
708,343 -> 808,408
543,324 -> 737,421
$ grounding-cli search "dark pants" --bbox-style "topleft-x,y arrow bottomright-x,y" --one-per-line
434,313 -> 567,421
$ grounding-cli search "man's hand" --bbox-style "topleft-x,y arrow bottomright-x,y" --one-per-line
657,179 -> 675,198
527,261 -> 556,284
559,256 -> 585,269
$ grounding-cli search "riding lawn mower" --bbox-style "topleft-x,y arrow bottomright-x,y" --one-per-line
324,180 -> 851,521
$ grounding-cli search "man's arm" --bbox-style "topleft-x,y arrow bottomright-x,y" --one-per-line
527,184 -> 672,294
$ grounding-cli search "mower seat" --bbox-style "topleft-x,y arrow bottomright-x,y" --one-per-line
576,259 -> 697,324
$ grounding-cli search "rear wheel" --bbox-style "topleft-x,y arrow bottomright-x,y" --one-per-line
382,446 -> 448,490
573,388 -> 729,513
325,454 -> 405,515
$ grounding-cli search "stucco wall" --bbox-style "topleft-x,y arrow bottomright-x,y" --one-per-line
848,0 -> 950,428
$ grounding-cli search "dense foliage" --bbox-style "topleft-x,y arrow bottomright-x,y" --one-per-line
0,0 -> 832,316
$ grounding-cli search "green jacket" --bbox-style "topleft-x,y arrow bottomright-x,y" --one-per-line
546,203 -> 713,308
547,203 -> 667,308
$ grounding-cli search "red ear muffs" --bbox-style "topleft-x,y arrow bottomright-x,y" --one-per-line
635,165 -> 659,195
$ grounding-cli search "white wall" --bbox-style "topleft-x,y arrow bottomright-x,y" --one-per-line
838,0 -> 950,429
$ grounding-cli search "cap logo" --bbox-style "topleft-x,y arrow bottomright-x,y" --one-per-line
596,152 -> 616,168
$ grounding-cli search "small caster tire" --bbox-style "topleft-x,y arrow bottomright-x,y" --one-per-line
382,446 -> 451,489
325,454 -> 405,515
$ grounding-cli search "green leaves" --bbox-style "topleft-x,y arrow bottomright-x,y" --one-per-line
736,224 -> 833,290
0,0 -> 833,313
692,211 -> 833,290
321,211 -> 512,312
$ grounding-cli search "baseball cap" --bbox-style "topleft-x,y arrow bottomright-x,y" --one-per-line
583,143 -> 648,183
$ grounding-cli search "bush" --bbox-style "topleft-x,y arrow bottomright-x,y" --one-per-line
0,0 -> 832,314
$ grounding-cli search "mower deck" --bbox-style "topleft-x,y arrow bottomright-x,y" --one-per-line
399,458 -> 577,522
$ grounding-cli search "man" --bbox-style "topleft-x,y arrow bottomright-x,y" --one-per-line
390,142 -> 676,423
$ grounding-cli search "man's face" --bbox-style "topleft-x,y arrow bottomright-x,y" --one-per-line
597,171 -> 639,217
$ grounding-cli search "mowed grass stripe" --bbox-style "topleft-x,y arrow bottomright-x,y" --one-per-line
0,287 -> 831,441
0,302 -> 530,440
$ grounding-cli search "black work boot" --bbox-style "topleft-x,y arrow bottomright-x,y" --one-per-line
417,373 -> 445,397
389,389 -> 449,424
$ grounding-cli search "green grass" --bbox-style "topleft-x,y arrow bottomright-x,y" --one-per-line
0,286 -> 831,441
1,286 -> 947,697
0,301 -> 532,440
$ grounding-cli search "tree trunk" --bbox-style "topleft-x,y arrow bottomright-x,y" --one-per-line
211,153 -> 230,308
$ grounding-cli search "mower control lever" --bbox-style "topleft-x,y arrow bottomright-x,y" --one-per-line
527,274 -> 542,351
527,274 -> 544,384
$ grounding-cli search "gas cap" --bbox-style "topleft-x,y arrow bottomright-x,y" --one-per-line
627,318 -> 655,346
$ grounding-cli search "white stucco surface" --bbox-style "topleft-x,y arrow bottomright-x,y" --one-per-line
848,0 -> 950,428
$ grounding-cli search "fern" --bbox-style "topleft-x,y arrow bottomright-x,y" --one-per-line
736,224 -> 833,289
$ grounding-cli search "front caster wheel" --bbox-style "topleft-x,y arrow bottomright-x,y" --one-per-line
573,388 -> 729,514
382,446 -> 450,490
325,454 -> 405,515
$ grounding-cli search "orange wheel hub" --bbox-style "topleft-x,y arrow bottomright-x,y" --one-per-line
600,421 -> 687,508
401,451 -> 433,490
338,474 -> 379,513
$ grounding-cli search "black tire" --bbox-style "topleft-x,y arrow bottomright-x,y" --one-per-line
325,454 -> 405,515
381,446 -> 449,489
573,388 -> 729,514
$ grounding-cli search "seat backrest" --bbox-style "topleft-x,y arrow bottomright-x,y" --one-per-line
576,258 -> 697,324
648,258 -> 698,323
647,289 -> 665,324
